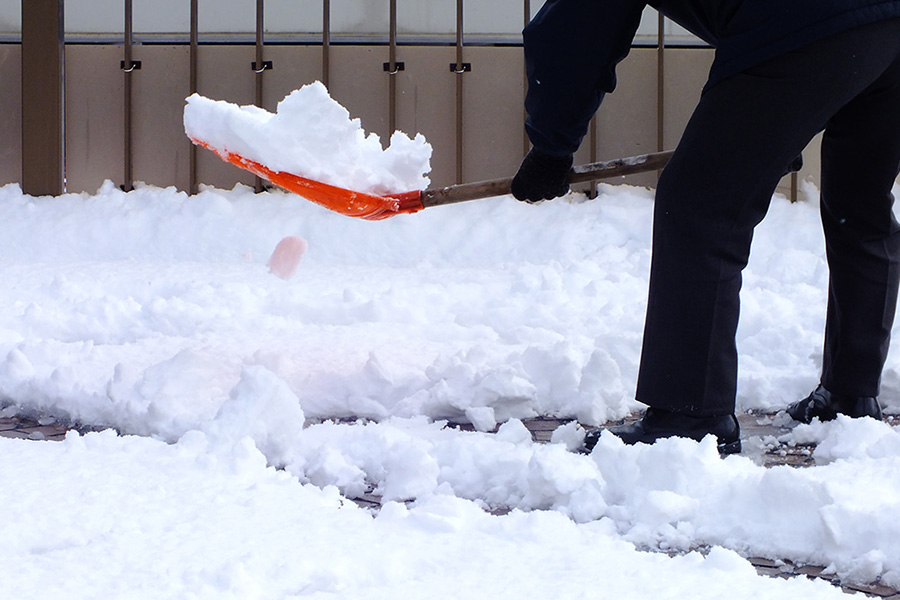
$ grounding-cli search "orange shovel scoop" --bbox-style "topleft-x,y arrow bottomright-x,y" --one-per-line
192,138 -> 672,221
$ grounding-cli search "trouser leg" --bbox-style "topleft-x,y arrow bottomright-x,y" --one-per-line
635,19 -> 900,416
819,52 -> 900,397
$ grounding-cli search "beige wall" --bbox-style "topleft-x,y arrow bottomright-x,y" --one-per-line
0,45 -> 22,186
1,43 -> 846,197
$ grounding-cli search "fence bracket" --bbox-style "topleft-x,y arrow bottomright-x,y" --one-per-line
450,62 -> 471,74
120,60 -> 141,72
251,60 -> 273,73
383,61 -> 405,74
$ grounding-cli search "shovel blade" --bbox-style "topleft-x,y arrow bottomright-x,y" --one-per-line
191,136 -> 673,220
191,138 -> 425,220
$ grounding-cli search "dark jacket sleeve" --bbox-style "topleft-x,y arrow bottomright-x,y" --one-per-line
523,0 -> 646,157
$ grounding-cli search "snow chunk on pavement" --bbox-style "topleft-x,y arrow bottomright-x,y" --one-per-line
203,365 -> 305,466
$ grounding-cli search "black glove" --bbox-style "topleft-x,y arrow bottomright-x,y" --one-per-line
511,148 -> 574,203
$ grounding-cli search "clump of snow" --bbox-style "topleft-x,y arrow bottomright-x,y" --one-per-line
202,365 -> 306,464
281,414 -> 900,587
2,176 -> 900,596
183,82 -> 432,195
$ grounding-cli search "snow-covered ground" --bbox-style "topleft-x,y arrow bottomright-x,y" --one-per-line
2,178 -> 899,598
3,85 -> 900,597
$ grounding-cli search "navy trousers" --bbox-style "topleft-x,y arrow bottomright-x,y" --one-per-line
635,18 -> 900,416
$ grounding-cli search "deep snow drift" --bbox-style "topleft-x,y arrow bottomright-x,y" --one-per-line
2,179 -> 900,598
3,83 -> 900,597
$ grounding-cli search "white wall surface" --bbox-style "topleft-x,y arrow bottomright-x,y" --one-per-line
0,1 -> 700,43
0,1 -> 19,34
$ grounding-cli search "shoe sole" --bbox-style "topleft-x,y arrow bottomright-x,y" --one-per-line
717,439 -> 742,455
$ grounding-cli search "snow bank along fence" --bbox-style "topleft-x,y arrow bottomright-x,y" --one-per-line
5,1 -> 807,198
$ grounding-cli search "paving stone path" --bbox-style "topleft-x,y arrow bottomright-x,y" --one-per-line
3,411 -> 898,597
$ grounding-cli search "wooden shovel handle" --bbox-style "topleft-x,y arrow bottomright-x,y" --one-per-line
421,150 -> 673,208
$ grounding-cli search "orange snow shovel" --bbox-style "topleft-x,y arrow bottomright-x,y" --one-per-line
192,138 -> 672,221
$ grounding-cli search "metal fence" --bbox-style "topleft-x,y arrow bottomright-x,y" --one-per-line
6,1 -> 737,198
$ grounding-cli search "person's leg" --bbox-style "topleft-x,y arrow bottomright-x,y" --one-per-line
819,53 -> 900,398
786,31 -> 900,423
635,20 -> 900,418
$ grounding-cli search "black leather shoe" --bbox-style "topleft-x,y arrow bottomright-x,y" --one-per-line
581,408 -> 741,455
786,384 -> 882,424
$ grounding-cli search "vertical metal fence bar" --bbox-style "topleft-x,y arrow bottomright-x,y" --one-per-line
587,7 -> 598,199
255,0 -> 265,109
656,12 -> 665,154
122,0 -> 135,191
22,0 -> 66,196
189,0 -> 199,194
588,115 -> 597,198
453,0 -> 465,183
523,0 -> 530,157
254,0 -> 266,192
387,0 -> 399,134
322,0 -> 330,86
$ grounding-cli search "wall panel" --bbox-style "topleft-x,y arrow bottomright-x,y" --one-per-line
65,45 -> 124,194
261,46 -> 324,111
132,45 -> 192,191
462,46 -> 525,185
195,45 -> 257,189
662,48 -> 711,149
0,45 -> 22,186
589,48 -> 659,189
394,46 -> 457,190
328,45 -> 391,147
